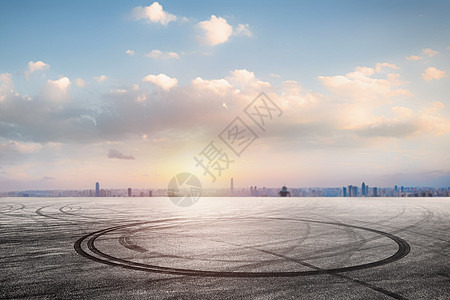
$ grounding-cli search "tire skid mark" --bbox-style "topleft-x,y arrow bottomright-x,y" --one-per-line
74,217 -> 410,279
59,205 -> 107,220
35,205 -> 78,223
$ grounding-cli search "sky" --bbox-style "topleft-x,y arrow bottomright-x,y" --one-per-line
1,0 -> 450,191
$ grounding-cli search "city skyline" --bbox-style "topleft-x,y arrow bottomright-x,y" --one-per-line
1,1 -> 450,192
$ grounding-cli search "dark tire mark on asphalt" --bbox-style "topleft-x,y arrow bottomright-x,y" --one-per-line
59,205 -> 106,220
74,218 -> 410,279
35,205 -> 78,224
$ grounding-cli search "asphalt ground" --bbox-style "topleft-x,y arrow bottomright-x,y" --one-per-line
0,197 -> 449,299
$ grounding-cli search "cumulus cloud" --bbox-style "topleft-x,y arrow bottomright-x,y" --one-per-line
25,60 -> 49,79
0,73 -> 15,101
233,24 -> 252,37
107,149 -> 135,160
423,48 -> 438,57
227,69 -> 270,91
198,15 -> 233,46
142,73 -> 177,90
406,55 -> 423,61
94,75 -> 108,83
422,67 -> 445,81
190,69 -> 270,97
198,16 -> 252,46
131,2 -> 176,25
47,77 -> 71,92
146,49 -> 180,59
191,77 -> 232,96
126,49 -> 135,56
318,65 -> 412,103
375,62 -> 398,73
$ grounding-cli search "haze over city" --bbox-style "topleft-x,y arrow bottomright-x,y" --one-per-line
1,0 -> 450,192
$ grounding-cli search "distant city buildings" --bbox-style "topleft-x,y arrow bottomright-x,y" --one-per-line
1,182 -> 449,198
95,182 -> 100,197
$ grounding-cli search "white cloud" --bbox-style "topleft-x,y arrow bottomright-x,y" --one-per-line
94,75 -> 108,83
26,60 -> 49,79
126,49 -> 135,56
280,80 -> 320,108
0,73 -> 14,101
422,67 -> 445,81
146,49 -> 180,59
198,15 -> 233,46
142,73 -> 177,90
318,65 -> 412,102
375,62 -> 398,73
423,48 -> 438,57
76,78 -> 85,87
131,2 -> 176,26
227,69 -> 271,90
233,24 -> 252,37
406,55 -> 423,61
47,77 -> 71,92
418,102 -> 450,134
191,77 -> 232,96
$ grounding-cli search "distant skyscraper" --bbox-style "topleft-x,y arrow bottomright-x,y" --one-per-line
401,186 -> 404,193
348,185 -> 353,197
343,187 -> 347,197
373,187 -> 378,197
128,188 -> 132,197
95,182 -> 100,197
353,186 -> 358,197
361,182 -> 366,196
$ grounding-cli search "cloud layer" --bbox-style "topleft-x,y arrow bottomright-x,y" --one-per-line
107,149 -> 135,160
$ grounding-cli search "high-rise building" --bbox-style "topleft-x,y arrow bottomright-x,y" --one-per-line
128,188 -> 132,197
373,187 -> 378,197
361,182 -> 366,196
343,187 -> 347,197
353,186 -> 358,197
95,182 -> 100,197
348,185 -> 353,197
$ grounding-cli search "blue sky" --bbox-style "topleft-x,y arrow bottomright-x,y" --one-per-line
1,1 -> 449,191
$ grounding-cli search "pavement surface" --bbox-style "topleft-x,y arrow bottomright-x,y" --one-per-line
0,196 -> 449,299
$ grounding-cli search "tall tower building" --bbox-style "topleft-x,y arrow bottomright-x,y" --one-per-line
353,186 -> 358,197
361,182 -> 366,196
348,185 -> 353,197
95,182 -> 100,197
343,187 -> 347,197
128,188 -> 132,197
